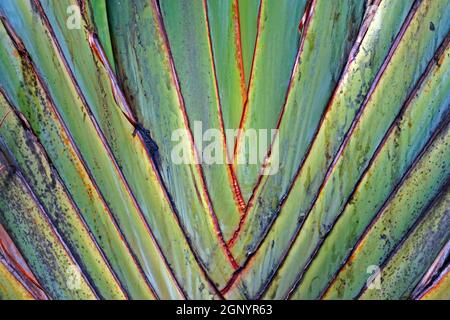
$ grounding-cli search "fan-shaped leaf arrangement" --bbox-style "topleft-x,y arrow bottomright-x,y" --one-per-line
0,0 -> 449,300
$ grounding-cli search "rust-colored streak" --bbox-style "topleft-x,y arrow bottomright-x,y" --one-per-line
232,0 -> 263,165
233,0 -> 248,105
230,165 -> 246,214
